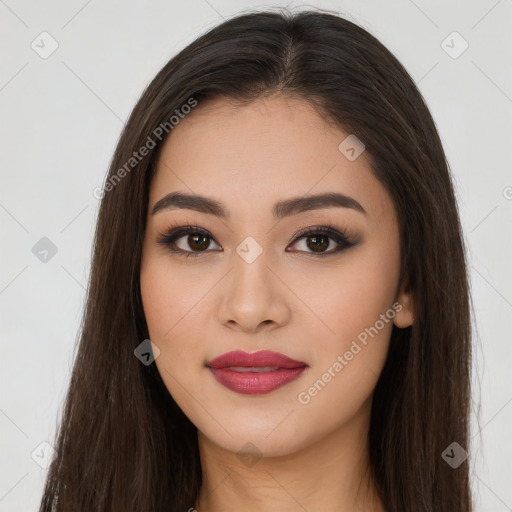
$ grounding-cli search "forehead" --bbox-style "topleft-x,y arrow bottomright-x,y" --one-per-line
149,94 -> 393,222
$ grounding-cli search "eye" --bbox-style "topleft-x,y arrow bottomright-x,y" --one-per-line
156,225 -> 221,258
286,225 -> 356,256
156,224 -> 357,259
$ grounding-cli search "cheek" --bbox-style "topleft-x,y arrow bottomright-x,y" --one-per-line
300,249 -> 398,344
140,259 -> 210,408
140,256 -> 209,360
294,236 -> 400,403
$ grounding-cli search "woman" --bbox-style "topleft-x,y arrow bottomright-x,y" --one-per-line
39,9 -> 473,511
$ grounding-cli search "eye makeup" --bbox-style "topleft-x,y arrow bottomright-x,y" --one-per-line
155,219 -> 359,259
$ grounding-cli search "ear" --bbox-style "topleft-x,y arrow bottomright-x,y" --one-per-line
393,279 -> 414,328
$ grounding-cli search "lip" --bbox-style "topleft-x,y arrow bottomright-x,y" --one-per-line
206,350 -> 308,395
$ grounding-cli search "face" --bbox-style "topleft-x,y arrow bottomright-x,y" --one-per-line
140,94 -> 413,457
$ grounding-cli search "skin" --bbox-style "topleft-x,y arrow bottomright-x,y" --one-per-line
140,94 -> 414,512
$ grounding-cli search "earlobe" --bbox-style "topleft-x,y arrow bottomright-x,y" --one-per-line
393,281 -> 415,328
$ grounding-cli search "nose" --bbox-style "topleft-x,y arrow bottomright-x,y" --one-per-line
216,246 -> 291,333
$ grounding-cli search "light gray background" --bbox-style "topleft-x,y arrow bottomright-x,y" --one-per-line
1,1 -> 511,510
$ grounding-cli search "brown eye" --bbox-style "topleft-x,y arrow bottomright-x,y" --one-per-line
287,226 -> 356,256
156,225 -> 221,257
305,235 -> 330,252
185,233 -> 211,251
157,224 -> 356,259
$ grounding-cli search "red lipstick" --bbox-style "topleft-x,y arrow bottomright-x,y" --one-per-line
206,350 -> 308,395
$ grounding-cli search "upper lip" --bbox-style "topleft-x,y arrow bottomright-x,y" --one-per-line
206,350 -> 308,369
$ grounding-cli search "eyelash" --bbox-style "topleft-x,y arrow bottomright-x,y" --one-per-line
156,222 -> 357,259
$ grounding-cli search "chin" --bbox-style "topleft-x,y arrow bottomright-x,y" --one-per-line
197,413 -> 317,460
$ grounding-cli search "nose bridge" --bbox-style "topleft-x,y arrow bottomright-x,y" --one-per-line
231,235 -> 275,307
217,235 -> 290,331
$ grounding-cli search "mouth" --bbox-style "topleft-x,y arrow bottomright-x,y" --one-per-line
205,350 -> 308,395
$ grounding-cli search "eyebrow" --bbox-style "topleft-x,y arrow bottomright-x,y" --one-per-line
152,191 -> 366,219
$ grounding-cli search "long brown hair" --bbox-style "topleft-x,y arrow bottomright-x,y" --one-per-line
39,9 -> 473,511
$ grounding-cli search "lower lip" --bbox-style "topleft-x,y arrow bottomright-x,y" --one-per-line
208,367 -> 307,395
